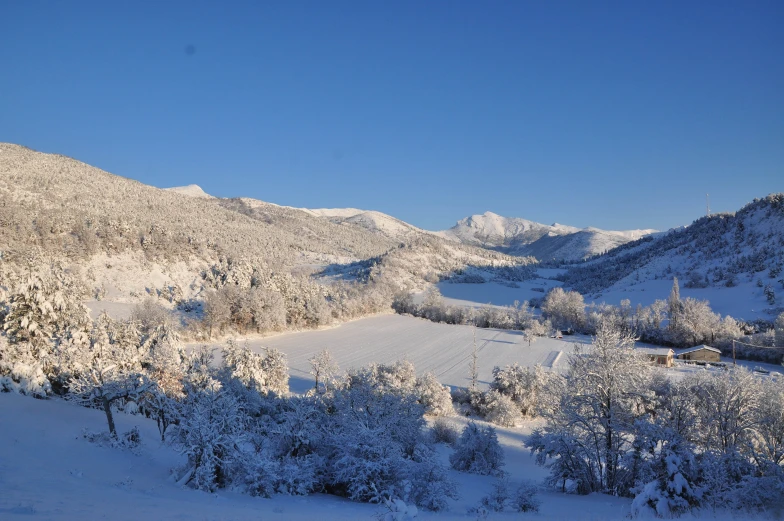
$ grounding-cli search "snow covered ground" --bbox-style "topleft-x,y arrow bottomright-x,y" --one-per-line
434,271 -> 772,322
0,392 -> 645,521
586,278 -> 777,322
436,279 -> 562,308
5,314 -> 782,520
201,315 -> 587,394
197,315 -> 783,395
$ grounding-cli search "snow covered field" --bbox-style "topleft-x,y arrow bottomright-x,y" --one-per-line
435,275 -> 773,322
202,315 -> 586,394
198,315 -> 783,395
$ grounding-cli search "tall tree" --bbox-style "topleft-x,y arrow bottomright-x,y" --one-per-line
667,277 -> 682,332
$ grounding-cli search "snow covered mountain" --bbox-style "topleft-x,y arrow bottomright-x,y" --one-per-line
163,184 -> 213,198
0,143 -> 531,299
559,194 -> 784,320
438,211 -> 657,262
302,207 -> 428,240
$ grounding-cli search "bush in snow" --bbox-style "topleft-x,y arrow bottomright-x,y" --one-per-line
490,363 -> 548,417
376,498 -> 418,521
82,426 -> 143,452
404,446 -> 459,511
0,338 -> 52,398
320,375 -> 458,510
415,372 -> 454,416
480,476 -> 510,511
450,422 -> 504,476
511,480 -> 541,513
482,389 -> 523,427
170,380 -> 247,492
430,417 -> 460,445
222,340 -> 288,396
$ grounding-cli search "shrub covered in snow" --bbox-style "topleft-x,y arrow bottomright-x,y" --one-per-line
450,422 -> 504,476
430,417 -> 460,445
222,340 -> 289,396
414,372 -> 454,416
511,480 -> 541,513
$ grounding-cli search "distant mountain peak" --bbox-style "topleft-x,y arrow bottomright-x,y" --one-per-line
164,184 -> 213,198
440,212 -> 657,262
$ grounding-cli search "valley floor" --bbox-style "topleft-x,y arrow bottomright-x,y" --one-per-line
195,315 -> 783,394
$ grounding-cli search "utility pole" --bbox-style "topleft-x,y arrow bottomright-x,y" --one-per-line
706,193 -> 711,217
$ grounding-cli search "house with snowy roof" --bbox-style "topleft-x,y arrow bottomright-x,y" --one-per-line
639,347 -> 674,367
675,345 -> 722,363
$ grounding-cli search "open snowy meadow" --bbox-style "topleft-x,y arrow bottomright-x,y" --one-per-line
209,315 -> 584,394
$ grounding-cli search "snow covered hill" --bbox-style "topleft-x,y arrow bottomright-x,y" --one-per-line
0,143 -> 535,316
303,207 -> 428,240
559,194 -> 784,320
438,211 -> 656,262
163,184 -> 213,198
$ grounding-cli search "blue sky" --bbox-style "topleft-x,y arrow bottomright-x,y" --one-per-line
1,1 -> 781,231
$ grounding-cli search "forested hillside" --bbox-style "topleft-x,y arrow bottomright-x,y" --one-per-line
559,194 -> 784,309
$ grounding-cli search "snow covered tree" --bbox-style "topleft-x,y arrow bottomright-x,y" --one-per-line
414,372 -> 454,416
690,367 -> 763,454
541,287 -> 585,332
309,348 -> 340,393
170,379 -> 247,491
530,318 -> 654,495
450,422 -> 504,475
775,312 -> 784,347
68,315 -> 154,437
667,277 -> 682,332
3,267 -> 89,348
764,284 -> 776,305
222,340 -> 288,396
2,267 -> 91,391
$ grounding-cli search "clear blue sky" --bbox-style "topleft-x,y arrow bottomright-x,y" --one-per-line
1,1 -> 781,231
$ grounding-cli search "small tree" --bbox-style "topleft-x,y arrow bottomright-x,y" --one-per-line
775,312 -> 784,347
450,422 -> 504,475
69,316 -> 154,437
309,348 -> 340,393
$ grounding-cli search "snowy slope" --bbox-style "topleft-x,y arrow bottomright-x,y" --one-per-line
304,207 -> 429,240
163,184 -> 213,198
560,194 -> 784,320
439,211 -> 656,261
0,390 -> 650,521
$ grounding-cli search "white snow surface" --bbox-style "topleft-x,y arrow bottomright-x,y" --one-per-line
162,184 -> 213,198
303,207 -> 430,240
438,211 -> 657,261
0,391 -> 650,521
204,315 -> 586,394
